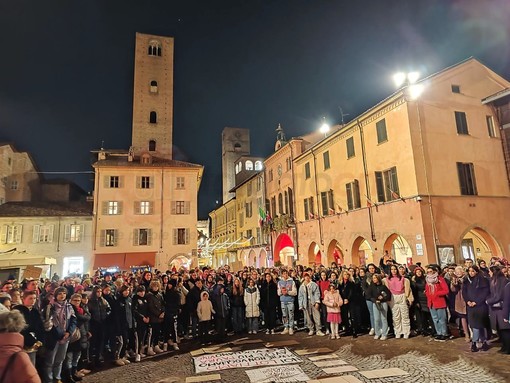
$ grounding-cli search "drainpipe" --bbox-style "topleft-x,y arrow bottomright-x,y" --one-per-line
311,148 -> 324,247
358,119 -> 376,242
289,142 -> 299,263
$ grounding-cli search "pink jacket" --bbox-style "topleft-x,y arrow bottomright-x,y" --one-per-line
323,290 -> 342,313
0,332 -> 41,383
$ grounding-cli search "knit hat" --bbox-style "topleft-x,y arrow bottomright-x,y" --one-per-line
54,287 -> 67,297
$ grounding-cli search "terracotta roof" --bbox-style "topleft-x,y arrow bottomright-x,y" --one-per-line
0,202 -> 93,217
93,156 -> 203,168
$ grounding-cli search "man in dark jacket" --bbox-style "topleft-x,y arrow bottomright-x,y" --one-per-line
164,279 -> 181,350
186,279 -> 204,339
15,290 -> 44,365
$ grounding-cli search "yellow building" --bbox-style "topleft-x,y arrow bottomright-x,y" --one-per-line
209,198 -> 236,268
92,33 -> 203,272
292,58 -> 510,267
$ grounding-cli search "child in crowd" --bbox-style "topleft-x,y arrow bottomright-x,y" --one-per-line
197,291 -> 215,344
323,283 -> 342,339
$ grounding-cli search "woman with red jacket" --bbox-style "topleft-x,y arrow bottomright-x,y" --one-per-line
424,265 -> 449,341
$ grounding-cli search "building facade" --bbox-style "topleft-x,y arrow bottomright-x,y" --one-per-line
209,198 -> 236,268
222,127 -> 250,204
92,33 -> 203,272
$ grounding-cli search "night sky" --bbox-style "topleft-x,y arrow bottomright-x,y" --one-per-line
1,0 -> 509,218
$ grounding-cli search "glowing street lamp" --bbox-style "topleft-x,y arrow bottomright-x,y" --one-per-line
393,71 -> 423,100
320,117 -> 330,137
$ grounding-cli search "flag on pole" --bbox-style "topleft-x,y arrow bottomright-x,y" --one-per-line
309,212 -> 315,220
366,196 -> 373,207
259,207 -> 266,220
389,188 -> 405,202
337,204 -> 343,213
328,207 -> 335,215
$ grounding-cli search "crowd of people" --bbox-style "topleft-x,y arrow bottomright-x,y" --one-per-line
0,255 -> 510,383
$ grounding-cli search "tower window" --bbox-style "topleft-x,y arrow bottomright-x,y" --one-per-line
150,111 -> 157,124
148,40 -> 162,57
149,140 -> 156,151
150,80 -> 158,93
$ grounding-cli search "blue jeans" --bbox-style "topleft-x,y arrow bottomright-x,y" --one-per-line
281,301 -> 295,329
365,300 -> 375,329
45,341 -> 69,382
247,317 -> 259,332
373,302 -> 389,337
472,328 -> 487,342
231,307 -> 244,333
430,307 -> 448,336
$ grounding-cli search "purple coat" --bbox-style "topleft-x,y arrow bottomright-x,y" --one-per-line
462,274 -> 490,329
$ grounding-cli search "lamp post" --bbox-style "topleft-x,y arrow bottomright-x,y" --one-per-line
320,117 -> 330,138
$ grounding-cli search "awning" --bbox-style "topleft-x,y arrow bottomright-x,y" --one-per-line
93,252 -> 156,269
0,255 -> 57,268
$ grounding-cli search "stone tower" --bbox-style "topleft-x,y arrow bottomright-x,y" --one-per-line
222,127 -> 250,203
131,32 -> 174,159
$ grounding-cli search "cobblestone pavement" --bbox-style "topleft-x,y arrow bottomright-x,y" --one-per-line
83,332 -> 508,383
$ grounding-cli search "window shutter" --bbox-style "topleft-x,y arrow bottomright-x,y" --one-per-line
103,176 -> 110,188
136,176 -> 141,189
353,179 -> 361,209
118,176 -> 124,188
0,225 -> 7,244
100,230 -> 106,247
346,183 -> 353,211
390,167 -> 400,196
32,225 -> 40,243
147,229 -> 152,246
185,228 -> 190,244
113,229 -> 118,246
171,201 -> 176,215
133,229 -> 139,246
117,201 -> 123,215
173,229 -> 178,245
134,201 -> 140,215
64,224 -> 71,243
149,176 -> 154,189
375,171 -> 385,202
14,225 -> 22,243
102,202 -> 108,215
185,201 -> 190,215
48,225 -> 54,243
149,201 -> 154,215
469,164 -> 478,195
78,224 -> 84,242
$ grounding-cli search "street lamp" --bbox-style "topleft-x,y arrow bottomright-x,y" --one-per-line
393,71 -> 423,100
320,117 -> 330,138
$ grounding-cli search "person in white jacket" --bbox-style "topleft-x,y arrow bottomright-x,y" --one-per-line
298,273 -> 325,336
244,279 -> 260,334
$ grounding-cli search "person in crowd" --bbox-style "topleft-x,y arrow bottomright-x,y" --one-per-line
298,273 -> 324,337
132,285 -> 150,361
197,291 -> 214,345
87,285 -> 111,365
260,273 -> 279,335
501,278 -> 510,354
384,265 -> 413,339
146,280 -> 165,355
323,283 -> 342,339
277,269 -> 297,335
487,266 -> 510,347
362,264 -> 377,335
212,283 -> 230,339
0,309 -> 41,383
463,265 -> 490,352
425,265 -> 449,342
101,284 -> 117,357
176,277 -> 189,338
230,278 -> 245,334
42,287 -> 77,383
186,279 -> 204,339
366,273 -> 391,340
0,294 -> 11,311
9,289 -> 22,308
450,266 -> 470,341
141,271 -> 153,291
317,271 -> 331,335
15,290 -> 44,366
244,279 -> 260,334
65,293 -> 90,381
163,279 -> 180,351
114,286 -> 134,365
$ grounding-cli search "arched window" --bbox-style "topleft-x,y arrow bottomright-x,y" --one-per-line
255,161 -> 263,171
148,40 -> 162,57
149,111 -> 157,124
284,190 -> 289,214
150,80 -> 158,93
278,193 -> 283,215
235,163 -> 240,174
234,142 -> 241,151
149,140 -> 156,151
245,160 -> 253,171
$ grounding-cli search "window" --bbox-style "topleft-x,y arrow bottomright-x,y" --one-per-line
239,212 -> 244,227
303,197 -> 314,220
10,180 -> 18,190
268,169 -> 273,182
245,160 -> 253,171
148,41 -> 162,57
254,161 -> 263,171
346,180 -> 361,210
0,225 -> 22,244
135,201 -> 153,215
323,151 -> 330,170
487,116 -> 496,138
174,228 -> 190,245
451,85 -> 460,93
103,229 -> 117,247
256,176 -> 262,191
149,111 -> 157,124
32,225 -> 54,243
245,202 -> 253,218
247,182 -> 252,197
150,80 -> 158,93
172,201 -> 190,215
376,119 -> 388,144
149,140 -> 156,151
271,196 -> 276,217
278,193 -> 283,215
106,176 -> 121,188
286,157 -> 292,171
134,228 -> 152,246
457,162 -> 477,195
320,190 -> 335,216
346,137 -> 355,158
104,201 -> 121,215
375,167 -> 400,203
64,224 -> 83,243
455,111 -> 469,135
235,163 -> 241,174
139,176 -> 152,189
176,177 -> 185,189
284,190 -> 289,214
304,162 -> 311,179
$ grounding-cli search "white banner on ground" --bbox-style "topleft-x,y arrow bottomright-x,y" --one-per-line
193,348 -> 301,373
246,365 -> 309,383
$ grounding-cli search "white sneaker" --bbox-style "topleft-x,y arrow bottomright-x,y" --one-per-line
325,329 -> 330,335
369,328 -> 375,336
114,359 -> 125,366
135,354 -> 141,362
172,343 -> 180,351
380,335 -> 387,340
154,345 -> 164,353
122,357 -> 131,364
316,330 -> 325,336
146,347 -> 156,356
162,343 -> 168,352
335,333 -> 340,339
308,330 -> 314,336
330,335 -> 335,340
271,330 -> 275,335
289,328 -> 294,335
266,329 -> 270,335
403,334 -> 409,339
374,335 -> 380,340
281,328 -> 289,335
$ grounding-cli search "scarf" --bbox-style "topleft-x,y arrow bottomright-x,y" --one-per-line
426,272 -> 438,293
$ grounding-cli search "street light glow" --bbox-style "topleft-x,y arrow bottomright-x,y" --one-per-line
320,122 -> 330,135
407,71 -> 420,84
408,84 -> 424,100
393,72 -> 407,87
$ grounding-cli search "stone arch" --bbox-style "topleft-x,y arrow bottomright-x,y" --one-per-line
248,249 -> 257,267
459,226 -> 504,264
326,239 -> 344,266
351,236 -> 374,266
168,253 -> 191,269
307,242 -> 322,266
383,233 -> 413,265
274,233 -> 295,265
259,249 -> 267,268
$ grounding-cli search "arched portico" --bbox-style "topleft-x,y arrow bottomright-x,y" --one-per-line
326,240 -> 344,266
383,233 -> 413,265
351,236 -> 374,266
274,233 -> 295,265
308,242 -> 322,266
460,226 -> 504,263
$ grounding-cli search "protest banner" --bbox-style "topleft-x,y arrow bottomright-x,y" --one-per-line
246,365 -> 309,383
193,348 -> 301,373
